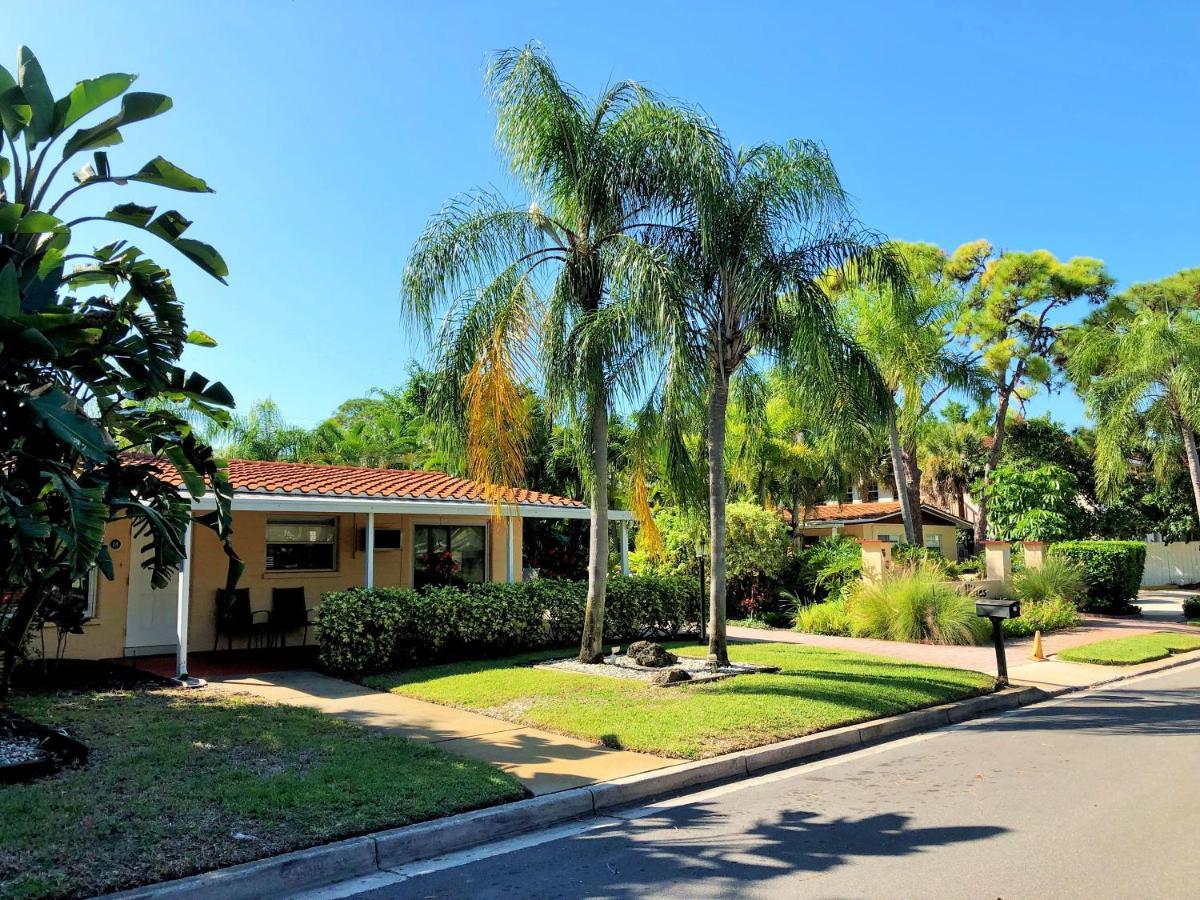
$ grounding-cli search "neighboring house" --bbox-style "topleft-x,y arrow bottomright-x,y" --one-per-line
793,495 -> 970,561
54,458 -> 631,674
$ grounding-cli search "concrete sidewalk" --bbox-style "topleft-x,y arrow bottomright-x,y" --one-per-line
730,589 -> 1198,690
208,671 -> 673,796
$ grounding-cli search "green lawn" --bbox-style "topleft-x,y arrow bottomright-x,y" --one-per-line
1,689 -> 523,899
1056,631 -> 1200,666
367,642 -> 994,760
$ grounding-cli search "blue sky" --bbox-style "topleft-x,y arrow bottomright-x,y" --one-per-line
10,0 -> 1200,429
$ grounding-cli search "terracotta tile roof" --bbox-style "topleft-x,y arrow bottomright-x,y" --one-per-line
138,456 -> 584,508
783,501 -> 969,527
803,501 -> 905,523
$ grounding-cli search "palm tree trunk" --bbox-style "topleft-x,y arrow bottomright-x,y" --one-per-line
1181,426 -> 1200,526
902,443 -> 924,547
707,373 -> 731,667
577,397 -> 610,663
975,385 -> 1012,543
887,408 -> 917,545
790,495 -> 803,551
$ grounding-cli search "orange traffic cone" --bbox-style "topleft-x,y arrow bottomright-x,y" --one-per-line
1032,630 -> 1046,661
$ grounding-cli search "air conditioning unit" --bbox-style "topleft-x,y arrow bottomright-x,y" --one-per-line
359,528 -> 402,550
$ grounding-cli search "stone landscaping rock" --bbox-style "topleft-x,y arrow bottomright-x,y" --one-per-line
651,667 -> 691,685
627,641 -> 678,668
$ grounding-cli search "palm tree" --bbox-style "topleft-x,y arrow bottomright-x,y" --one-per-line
1068,269 -> 1200,520
401,45 -> 717,662
831,242 -> 984,545
728,368 -> 875,546
920,417 -> 985,521
660,139 -> 897,665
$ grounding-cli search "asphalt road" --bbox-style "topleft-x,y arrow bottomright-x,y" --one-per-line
334,662 -> 1200,899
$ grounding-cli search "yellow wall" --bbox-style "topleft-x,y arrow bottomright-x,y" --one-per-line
53,508 -> 526,661
798,522 -> 960,562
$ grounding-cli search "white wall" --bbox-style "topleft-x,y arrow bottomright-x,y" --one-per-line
1143,541 -> 1200,586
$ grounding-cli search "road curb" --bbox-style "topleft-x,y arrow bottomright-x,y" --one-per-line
105,684 -> 1042,899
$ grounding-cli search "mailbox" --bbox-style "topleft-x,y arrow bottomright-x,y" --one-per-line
976,599 -> 1020,620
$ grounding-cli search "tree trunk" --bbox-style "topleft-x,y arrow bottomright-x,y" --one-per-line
902,442 -> 924,547
975,385 -> 1012,543
887,408 -> 917,545
1180,426 -> 1200,527
577,397 -> 610,663
706,374 -> 731,667
790,495 -> 803,551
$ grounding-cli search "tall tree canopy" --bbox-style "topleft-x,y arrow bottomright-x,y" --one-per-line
401,45 -> 717,662
952,243 -> 1112,540
1067,267 -> 1200,527
658,138 -> 896,665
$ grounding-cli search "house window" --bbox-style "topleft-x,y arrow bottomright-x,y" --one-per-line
866,484 -> 880,502
877,533 -> 901,544
69,569 -> 99,618
414,524 -> 486,588
266,518 -> 337,571
844,487 -> 855,503
925,533 -> 942,551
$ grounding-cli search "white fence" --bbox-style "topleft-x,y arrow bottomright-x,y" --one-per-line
1142,541 -> 1200,586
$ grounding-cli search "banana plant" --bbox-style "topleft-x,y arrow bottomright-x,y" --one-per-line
0,46 -> 239,695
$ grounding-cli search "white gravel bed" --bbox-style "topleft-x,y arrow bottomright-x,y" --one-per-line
535,652 -> 776,684
0,736 -> 47,767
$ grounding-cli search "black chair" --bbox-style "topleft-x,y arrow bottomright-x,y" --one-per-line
272,587 -> 316,647
214,588 -> 273,650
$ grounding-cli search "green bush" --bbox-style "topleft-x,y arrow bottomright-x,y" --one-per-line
794,536 -> 863,602
1011,557 -> 1087,606
846,566 -> 990,645
1002,597 -> 1080,637
1181,595 -> 1200,621
794,598 -> 852,636
319,575 -> 697,677
1047,541 -> 1146,613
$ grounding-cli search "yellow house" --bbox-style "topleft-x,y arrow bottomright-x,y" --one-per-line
791,500 -> 967,560
61,458 -> 631,678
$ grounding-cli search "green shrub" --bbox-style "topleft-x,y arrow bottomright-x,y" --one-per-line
1182,595 -> 1200,621
1002,597 -> 1080,637
795,536 -> 863,602
542,575 -> 696,644
1047,541 -> 1146,613
846,566 -> 990,645
1011,557 -> 1087,606
794,598 -> 852,636
319,575 -> 697,677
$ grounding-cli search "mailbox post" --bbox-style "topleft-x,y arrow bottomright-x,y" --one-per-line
976,598 -> 1020,686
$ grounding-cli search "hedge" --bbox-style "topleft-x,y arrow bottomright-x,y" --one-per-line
1047,541 -> 1146,613
317,575 -> 698,677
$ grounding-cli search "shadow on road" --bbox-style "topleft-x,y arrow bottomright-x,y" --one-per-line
970,688 -> 1200,736
565,802 -> 1007,896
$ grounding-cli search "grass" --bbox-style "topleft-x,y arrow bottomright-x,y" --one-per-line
367,641 -> 994,760
0,689 -> 523,899
1056,631 -> 1200,666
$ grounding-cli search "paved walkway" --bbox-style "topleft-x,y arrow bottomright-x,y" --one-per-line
729,589 -> 1198,690
208,670 -> 673,796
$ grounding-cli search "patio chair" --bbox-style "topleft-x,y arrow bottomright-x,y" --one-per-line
214,588 -> 273,650
272,587 -> 316,647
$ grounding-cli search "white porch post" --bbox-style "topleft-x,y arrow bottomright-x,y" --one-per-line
506,516 -> 515,584
619,520 -> 630,576
175,515 -> 193,679
365,511 -> 376,588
